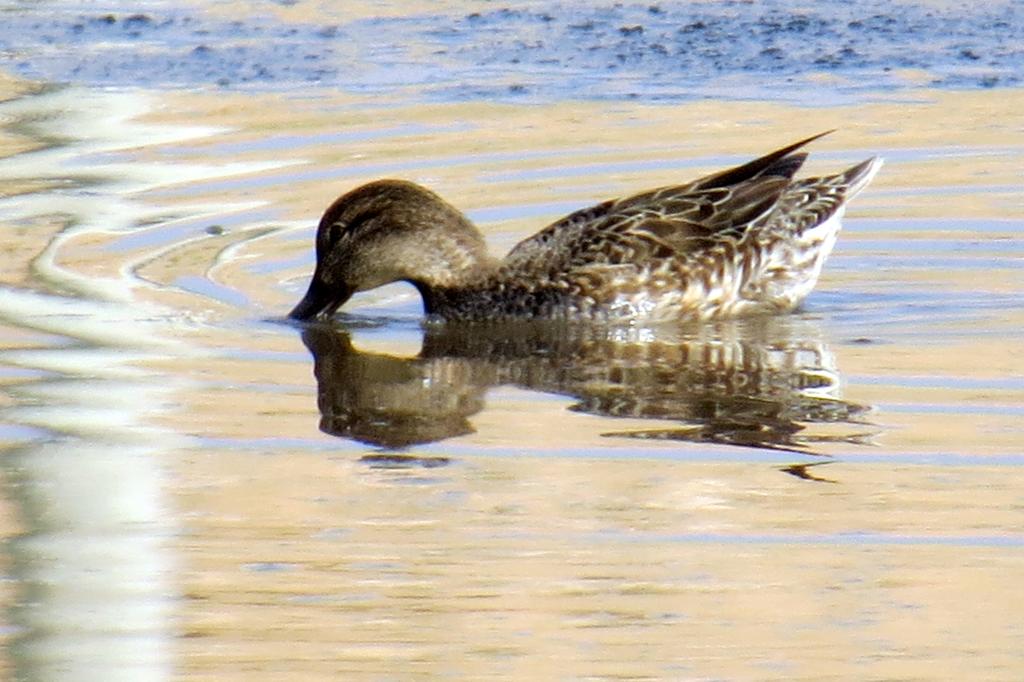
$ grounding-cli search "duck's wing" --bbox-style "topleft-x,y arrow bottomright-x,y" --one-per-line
504,132 -> 832,273
685,130 -> 833,191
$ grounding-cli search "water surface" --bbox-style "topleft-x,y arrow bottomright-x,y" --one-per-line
1,4 -> 1023,680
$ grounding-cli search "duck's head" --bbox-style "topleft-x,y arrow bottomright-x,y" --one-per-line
289,179 -> 491,321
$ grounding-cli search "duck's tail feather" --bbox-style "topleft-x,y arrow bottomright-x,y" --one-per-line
840,156 -> 884,200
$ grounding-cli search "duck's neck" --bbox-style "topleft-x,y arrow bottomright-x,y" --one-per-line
397,217 -> 501,314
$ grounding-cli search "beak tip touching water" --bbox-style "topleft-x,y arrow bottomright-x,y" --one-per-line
287,295 -> 323,321
288,281 -> 349,321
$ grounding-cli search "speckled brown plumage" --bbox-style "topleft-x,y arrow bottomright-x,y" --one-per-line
289,132 -> 882,323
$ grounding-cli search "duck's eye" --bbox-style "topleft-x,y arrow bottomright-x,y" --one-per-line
320,208 -> 378,252
326,221 -> 345,247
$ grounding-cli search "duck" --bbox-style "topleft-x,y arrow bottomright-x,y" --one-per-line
289,131 -> 882,323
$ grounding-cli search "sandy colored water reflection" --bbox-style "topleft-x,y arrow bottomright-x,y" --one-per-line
177,453 -> 1024,681
1,80 -> 1023,680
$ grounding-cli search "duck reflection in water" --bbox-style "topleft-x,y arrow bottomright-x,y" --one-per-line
298,316 -> 872,455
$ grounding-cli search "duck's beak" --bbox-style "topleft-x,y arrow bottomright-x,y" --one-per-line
288,277 -> 350,321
